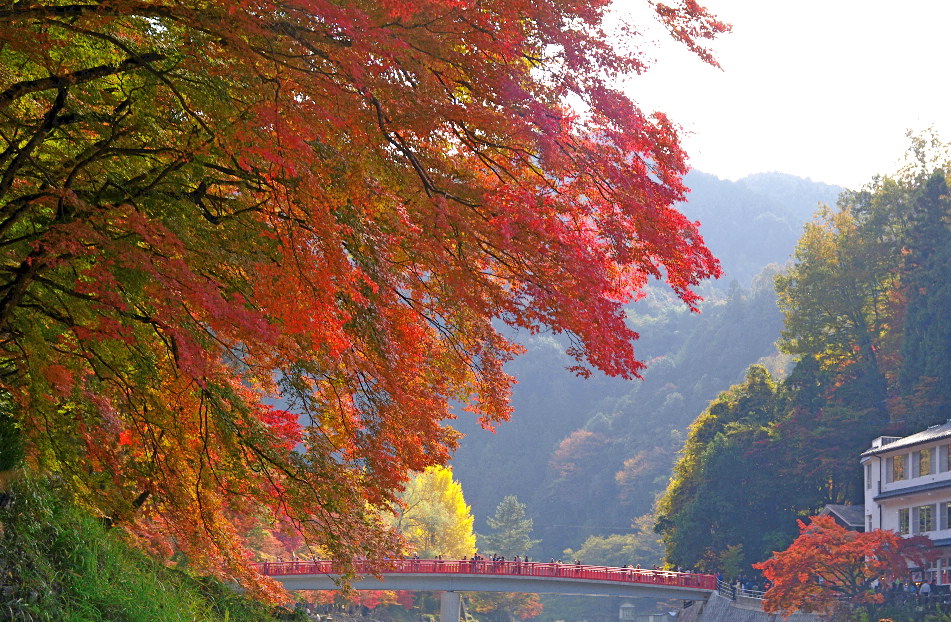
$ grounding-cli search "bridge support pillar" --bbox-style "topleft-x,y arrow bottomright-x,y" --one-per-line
440,590 -> 461,622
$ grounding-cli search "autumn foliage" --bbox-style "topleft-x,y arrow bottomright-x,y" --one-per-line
390,465 -> 476,558
470,592 -> 544,622
754,515 -> 938,618
0,0 -> 725,600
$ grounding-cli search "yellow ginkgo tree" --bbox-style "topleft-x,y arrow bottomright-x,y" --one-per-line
391,466 -> 476,559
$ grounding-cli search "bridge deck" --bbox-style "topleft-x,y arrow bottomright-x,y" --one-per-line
258,559 -> 716,601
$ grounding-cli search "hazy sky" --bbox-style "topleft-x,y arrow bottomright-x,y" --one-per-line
611,0 -> 951,189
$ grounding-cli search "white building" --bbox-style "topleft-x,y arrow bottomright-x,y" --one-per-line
861,422 -> 951,583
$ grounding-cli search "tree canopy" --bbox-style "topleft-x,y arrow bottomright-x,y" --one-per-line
654,365 -> 802,572
754,515 -> 938,619
390,465 -> 476,559
564,514 -> 664,568
478,495 -> 540,557
0,0 -> 727,599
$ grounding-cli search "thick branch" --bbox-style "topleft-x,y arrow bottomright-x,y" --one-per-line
0,248 -> 48,332
0,53 -> 164,109
0,86 -> 67,198
0,5 -> 114,20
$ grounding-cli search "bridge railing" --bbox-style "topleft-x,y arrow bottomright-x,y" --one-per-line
256,559 -> 717,591
717,579 -> 766,601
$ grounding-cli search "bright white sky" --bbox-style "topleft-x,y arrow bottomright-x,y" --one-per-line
610,0 -> 951,189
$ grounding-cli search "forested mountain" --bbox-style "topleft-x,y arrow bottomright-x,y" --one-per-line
451,171 -> 842,560
656,163 -> 951,574
681,172 -> 842,286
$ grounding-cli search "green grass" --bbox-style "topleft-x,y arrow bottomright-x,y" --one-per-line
0,478 -> 306,622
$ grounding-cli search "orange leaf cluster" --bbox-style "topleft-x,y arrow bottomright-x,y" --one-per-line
755,515 -> 938,618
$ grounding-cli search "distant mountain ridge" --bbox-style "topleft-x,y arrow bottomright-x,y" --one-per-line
679,171 -> 842,287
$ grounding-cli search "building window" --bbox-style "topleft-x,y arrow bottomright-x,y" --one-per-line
887,455 -> 907,482
915,505 -> 935,533
867,515 -> 873,531
915,448 -> 935,477
943,502 -> 951,531
899,508 -> 910,535
866,463 -> 872,489
942,558 -> 951,585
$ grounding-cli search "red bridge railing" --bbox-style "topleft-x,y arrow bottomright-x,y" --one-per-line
256,559 -> 716,591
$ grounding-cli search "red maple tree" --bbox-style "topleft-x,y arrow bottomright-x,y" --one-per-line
754,515 -> 938,618
0,0 -> 726,600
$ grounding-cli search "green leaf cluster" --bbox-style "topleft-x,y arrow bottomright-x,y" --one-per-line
563,514 -> 663,568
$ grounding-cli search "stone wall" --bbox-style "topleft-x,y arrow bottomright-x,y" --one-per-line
677,593 -> 826,622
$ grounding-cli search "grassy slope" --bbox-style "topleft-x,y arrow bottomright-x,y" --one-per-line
0,478 -> 305,622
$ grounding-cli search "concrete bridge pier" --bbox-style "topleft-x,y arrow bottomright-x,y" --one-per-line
439,590 -> 461,622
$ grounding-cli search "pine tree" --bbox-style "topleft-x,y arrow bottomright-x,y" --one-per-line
471,496 -> 543,622
478,496 -> 540,557
898,170 -> 951,422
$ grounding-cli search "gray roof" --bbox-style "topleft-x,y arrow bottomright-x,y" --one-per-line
819,504 -> 865,527
861,421 -> 951,457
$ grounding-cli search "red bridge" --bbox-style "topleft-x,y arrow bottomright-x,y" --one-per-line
258,558 -> 716,619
